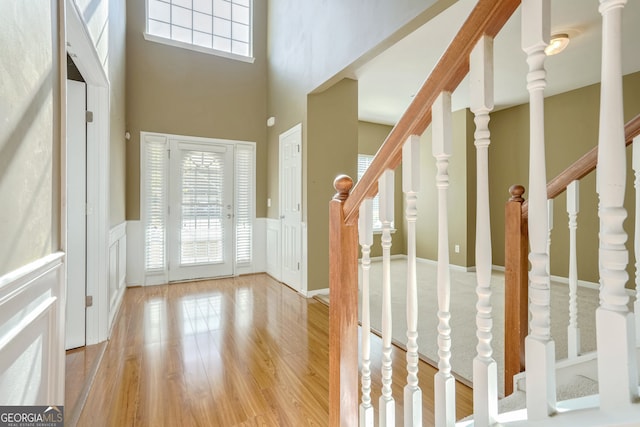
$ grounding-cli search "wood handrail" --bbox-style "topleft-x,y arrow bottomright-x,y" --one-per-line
342,0 -> 521,226
521,113 -> 640,218
504,113 -> 640,395
330,1 -> 522,420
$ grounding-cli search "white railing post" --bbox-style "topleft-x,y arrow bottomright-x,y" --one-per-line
469,34 -> 497,427
379,169 -> 395,426
566,180 -> 581,360
359,199 -> 374,427
596,0 -> 638,410
403,135 -> 422,427
634,137 -> 640,345
432,91 -> 455,427
522,0 -> 557,419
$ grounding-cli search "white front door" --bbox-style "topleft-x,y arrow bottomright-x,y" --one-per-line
66,79 -> 87,349
168,140 -> 234,281
279,124 -> 303,291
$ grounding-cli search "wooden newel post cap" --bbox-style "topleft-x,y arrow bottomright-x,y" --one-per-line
509,184 -> 525,202
333,175 -> 353,201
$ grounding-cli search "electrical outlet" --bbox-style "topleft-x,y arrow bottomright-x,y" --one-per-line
267,198 -> 271,208
454,244 -> 460,253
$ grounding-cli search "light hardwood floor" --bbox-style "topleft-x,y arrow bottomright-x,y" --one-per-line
74,274 -> 473,426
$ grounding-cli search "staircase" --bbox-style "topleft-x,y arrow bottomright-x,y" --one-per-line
327,0 -> 640,426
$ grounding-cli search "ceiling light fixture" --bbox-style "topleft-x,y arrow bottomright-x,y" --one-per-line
545,33 -> 570,56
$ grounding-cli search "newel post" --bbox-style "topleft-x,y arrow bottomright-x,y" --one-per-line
329,175 -> 359,427
504,185 -> 528,396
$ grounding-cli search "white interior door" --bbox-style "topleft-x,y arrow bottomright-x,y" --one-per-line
66,79 -> 87,349
168,140 -> 234,281
279,124 -> 303,291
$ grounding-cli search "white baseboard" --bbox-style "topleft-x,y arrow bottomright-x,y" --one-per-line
492,265 -> 635,295
302,287 -> 329,298
369,254 -> 407,262
415,256 -> 476,272
365,254 -> 476,272
549,274 -> 600,291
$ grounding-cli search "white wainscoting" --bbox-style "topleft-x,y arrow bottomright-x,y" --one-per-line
108,223 -> 127,330
0,253 -> 65,405
126,221 -> 144,287
128,219 -> 268,285
301,222 -> 308,294
266,218 -> 282,281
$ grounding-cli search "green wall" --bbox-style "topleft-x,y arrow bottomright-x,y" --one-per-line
0,0 -> 62,276
307,79 -> 359,291
490,71 -> 640,283
125,0 -> 268,220
358,121 -> 405,258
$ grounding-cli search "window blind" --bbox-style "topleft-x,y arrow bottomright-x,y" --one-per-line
235,144 -> 254,265
142,134 -> 256,276
144,138 -> 167,271
180,150 -> 225,265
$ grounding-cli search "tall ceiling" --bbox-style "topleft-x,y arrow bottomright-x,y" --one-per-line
356,0 -> 640,125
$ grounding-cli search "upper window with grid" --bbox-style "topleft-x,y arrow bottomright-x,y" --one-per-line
146,0 -> 253,61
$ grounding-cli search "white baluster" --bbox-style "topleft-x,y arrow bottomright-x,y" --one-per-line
432,91 -> 455,427
547,199 -> 554,274
378,169 -> 395,426
566,181 -> 581,360
522,0 -> 557,419
403,135 -> 422,427
634,137 -> 640,345
359,199 -> 374,427
596,0 -> 638,409
470,35 -> 497,427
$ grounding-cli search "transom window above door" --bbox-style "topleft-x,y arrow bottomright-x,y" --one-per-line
145,0 -> 253,62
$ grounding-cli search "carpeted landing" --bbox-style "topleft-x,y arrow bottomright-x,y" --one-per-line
315,258 -> 601,399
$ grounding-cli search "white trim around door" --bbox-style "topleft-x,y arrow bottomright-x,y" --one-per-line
279,123 -> 303,293
140,132 -> 257,285
66,0 -> 111,345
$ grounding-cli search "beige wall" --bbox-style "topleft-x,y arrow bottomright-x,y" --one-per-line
0,0 -> 62,276
266,0 -> 455,290
358,121 -> 405,258
307,79 -> 359,291
490,71 -> 640,283
109,0 -> 127,226
125,0 -> 268,220
413,109 -> 476,268
266,0 -> 455,221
